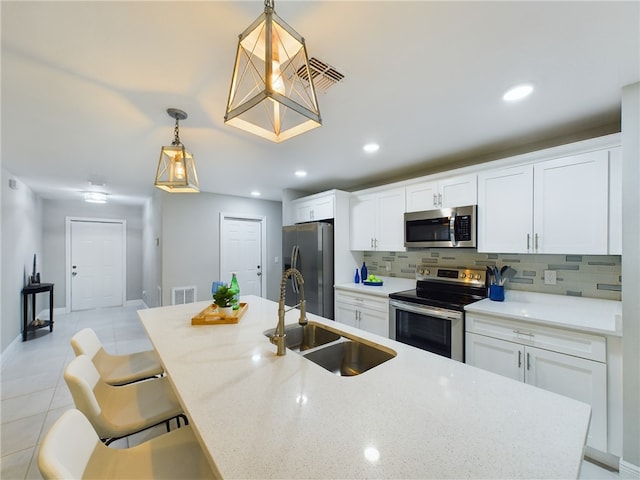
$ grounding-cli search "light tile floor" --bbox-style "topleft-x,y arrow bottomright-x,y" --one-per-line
1,304 -> 621,479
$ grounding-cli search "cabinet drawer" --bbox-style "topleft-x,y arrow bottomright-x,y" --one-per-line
466,313 -> 606,362
335,290 -> 389,313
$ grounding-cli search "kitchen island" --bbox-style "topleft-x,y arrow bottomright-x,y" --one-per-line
138,295 -> 590,479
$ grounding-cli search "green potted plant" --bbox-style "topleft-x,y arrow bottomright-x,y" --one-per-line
213,285 -> 236,316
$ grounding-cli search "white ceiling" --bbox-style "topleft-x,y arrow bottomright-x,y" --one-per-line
2,1 -> 639,204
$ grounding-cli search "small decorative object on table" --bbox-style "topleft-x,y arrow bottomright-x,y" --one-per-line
229,272 -> 240,310
213,285 -> 236,316
363,273 -> 383,286
360,262 -> 368,283
354,268 -> 360,284
192,302 -> 248,325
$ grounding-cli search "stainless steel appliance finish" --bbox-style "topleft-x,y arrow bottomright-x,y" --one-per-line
404,205 -> 477,248
389,265 -> 487,362
283,222 -> 334,319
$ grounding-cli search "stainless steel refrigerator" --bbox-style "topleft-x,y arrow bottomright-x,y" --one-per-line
282,222 -> 334,319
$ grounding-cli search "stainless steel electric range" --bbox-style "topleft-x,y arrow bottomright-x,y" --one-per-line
389,265 -> 487,362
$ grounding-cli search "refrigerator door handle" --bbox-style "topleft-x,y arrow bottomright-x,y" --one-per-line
291,245 -> 299,293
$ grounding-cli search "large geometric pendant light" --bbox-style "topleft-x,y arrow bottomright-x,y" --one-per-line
154,108 -> 199,193
224,0 -> 321,143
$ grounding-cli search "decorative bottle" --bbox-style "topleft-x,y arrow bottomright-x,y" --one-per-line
354,268 -> 360,284
230,272 -> 240,310
361,262 -> 368,283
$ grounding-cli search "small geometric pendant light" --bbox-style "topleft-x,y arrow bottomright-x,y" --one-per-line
224,0 -> 321,143
154,108 -> 199,193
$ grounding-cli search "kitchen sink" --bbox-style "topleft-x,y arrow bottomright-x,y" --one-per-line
263,322 -> 341,352
303,340 -> 396,376
265,322 -> 396,376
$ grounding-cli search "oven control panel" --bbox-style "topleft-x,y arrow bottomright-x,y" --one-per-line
416,264 -> 486,286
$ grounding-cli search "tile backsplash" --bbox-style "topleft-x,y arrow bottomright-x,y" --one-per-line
363,249 -> 622,301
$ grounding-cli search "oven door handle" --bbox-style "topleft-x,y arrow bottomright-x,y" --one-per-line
390,300 -> 462,321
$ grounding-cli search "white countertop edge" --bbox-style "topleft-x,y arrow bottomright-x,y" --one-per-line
334,276 -> 416,297
465,291 -> 622,337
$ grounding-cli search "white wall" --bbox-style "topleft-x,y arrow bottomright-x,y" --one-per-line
1,169 -> 43,351
621,82 -> 639,472
142,192 -> 163,308
41,199 -> 144,308
159,192 -> 282,304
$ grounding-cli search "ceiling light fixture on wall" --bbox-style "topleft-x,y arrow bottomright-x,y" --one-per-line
154,108 -> 199,193
84,192 -> 107,204
224,0 -> 321,143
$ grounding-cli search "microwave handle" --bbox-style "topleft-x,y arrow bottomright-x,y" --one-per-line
449,210 -> 458,246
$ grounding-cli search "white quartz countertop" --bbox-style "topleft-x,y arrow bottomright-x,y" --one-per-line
138,295 -> 590,479
334,276 -> 416,297
465,290 -> 622,336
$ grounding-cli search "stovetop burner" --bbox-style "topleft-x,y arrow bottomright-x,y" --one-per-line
389,265 -> 488,310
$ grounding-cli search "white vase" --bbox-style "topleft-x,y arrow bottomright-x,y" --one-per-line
217,306 -> 234,317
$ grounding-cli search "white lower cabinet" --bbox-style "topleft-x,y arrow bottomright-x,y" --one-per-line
466,314 -> 607,452
335,289 -> 389,337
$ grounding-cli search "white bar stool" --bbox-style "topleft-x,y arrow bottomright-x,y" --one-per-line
38,409 -> 216,479
64,354 -> 186,445
71,327 -> 164,385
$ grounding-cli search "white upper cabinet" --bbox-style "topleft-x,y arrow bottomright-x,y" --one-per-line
350,187 -> 406,251
294,192 -> 335,223
478,149 -> 610,254
406,174 -> 477,212
478,165 -> 534,253
608,147 -> 622,255
533,150 -> 608,254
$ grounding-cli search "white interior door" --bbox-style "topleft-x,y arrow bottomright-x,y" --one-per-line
70,220 -> 124,311
220,214 -> 265,297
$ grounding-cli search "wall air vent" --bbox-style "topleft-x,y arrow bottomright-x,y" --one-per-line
171,286 -> 196,305
296,57 -> 345,93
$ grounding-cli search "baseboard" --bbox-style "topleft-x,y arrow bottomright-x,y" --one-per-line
585,446 -> 620,470
619,459 -> 640,479
0,334 -> 24,363
125,299 -> 146,308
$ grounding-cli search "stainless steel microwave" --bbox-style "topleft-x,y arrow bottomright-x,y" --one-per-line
404,205 -> 477,248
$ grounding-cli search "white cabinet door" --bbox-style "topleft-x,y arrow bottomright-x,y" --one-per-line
335,302 -> 359,329
525,345 -> 607,451
294,194 -> 334,223
439,174 -> 477,208
375,187 -> 406,251
406,175 -> 477,212
406,181 -> 438,212
465,333 -> 524,382
349,194 -> 376,250
608,147 -> 622,254
478,165 -> 533,253
534,150 -> 609,254
350,188 -> 405,251
359,307 -> 389,337
467,329 -> 608,452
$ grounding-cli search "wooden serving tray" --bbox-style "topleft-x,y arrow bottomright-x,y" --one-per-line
191,303 -> 248,325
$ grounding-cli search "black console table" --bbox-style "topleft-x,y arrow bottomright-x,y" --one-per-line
22,283 -> 54,341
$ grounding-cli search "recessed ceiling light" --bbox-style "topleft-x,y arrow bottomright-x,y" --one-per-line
363,143 -> 380,153
295,170 -> 307,177
503,84 -> 534,102
250,191 -> 261,197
